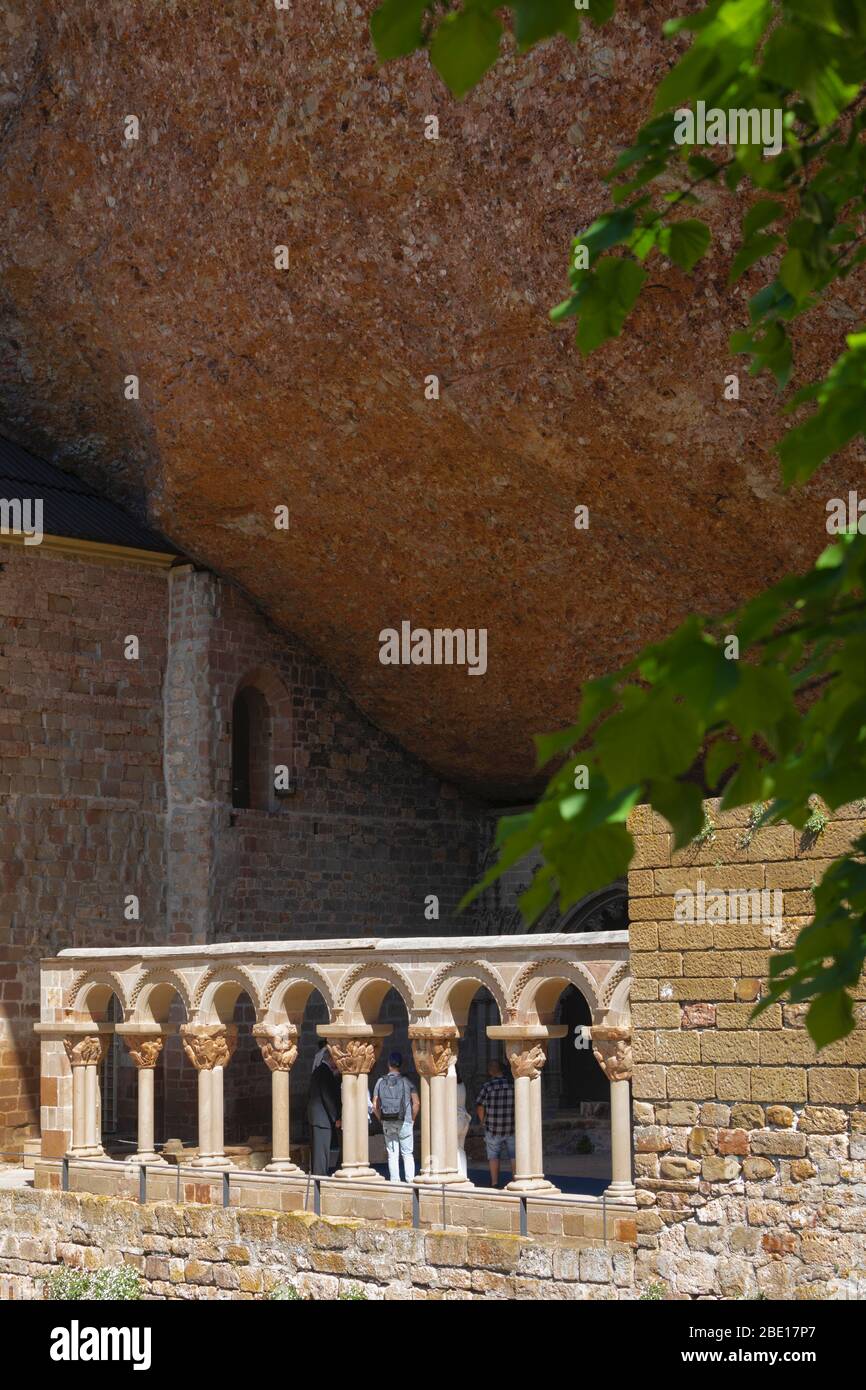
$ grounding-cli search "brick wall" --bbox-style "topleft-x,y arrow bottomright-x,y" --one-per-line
0,543 -> 168,1154
627,799 -> 866,1299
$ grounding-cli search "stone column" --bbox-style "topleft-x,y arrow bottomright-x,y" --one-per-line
253,1023 -> 302,1174
181,1024 -> 238,1169
63,1035 -> 108,1158
122,1035 -> 166,1165
591,1025 -> 636,1204
409,1027 -> 468,1186
505,1041 -> 557,1194
326,1037 -> 384,1182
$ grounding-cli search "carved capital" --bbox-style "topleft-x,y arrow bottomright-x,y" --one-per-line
63,1035 -> 107,1068
180,1024 -> 238,1071
506,1041 -> 548,1081
410,1032 -> 459,1078
252,1023 -> 299,1072
123,1035 -> 165,1069
327,1037 -> 381,1075
590,1025 -> 633,1083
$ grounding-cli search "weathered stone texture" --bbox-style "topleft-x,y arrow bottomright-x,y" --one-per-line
626,799 -> 866,1300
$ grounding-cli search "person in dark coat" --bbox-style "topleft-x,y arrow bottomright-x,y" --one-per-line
307,1054 -> 342,1175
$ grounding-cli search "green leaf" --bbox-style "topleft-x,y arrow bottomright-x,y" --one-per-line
779,247 -> 815,302
574,258 -> 647,354
727,232 -> 781,284
805,988 -> 855,1046
742,198 -> 784,239
370,0 -> 430,59
659,219 -> 711,271
429,8 -> 502,97
512,0 -> 580,50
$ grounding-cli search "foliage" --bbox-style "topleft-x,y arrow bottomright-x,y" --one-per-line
338,1285 -> 370,1300
370,1 -> 866,1046
639,1281 -> 668,1300
44,1264 -> 143,1301
268,1282 -> 304,1300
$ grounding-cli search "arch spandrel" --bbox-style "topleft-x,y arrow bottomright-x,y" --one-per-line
193,964 -> 263,1023
65,971 -> 129,1021
508,957 -> 601,1025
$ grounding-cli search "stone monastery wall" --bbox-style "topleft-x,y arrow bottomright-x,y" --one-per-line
626,799 -> 866,1299
0,544 -> 482,1153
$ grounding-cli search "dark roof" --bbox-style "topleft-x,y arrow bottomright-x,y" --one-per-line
0,434 -> 176,555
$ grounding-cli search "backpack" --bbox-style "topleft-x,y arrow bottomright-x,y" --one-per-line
378,1073 -> 409,1123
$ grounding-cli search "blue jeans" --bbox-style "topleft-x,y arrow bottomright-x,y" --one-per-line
382,1120 -> 415,1183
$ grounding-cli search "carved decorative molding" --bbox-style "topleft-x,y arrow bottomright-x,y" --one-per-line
122,1035 -> 165,1069
327,1038 -> 381,1075
335,961 -> 415,1012
252,1022 -> 299,1072
180,1024 -> 238,1071
410,1030 -> 459,1077
506,1041 -> 548,1080
590,1025 -> 633,1083
423,959 -> 507,1016
63,1035 -> 107,1068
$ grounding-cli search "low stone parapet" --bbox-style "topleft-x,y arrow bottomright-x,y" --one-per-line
0,1187 -> 635,1301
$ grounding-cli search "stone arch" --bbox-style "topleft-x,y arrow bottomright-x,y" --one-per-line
508,957 -> 600,1025
338,962 -> 415,1024
194,964 -> 262,1024
426,960 -> 508,1027
127,967 -> 194,1023
601,965 -> 632,1023
65,971 -> 129,1020
261,963 -> 336,1024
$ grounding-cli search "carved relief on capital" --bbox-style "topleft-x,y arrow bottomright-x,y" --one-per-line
180,1024 -> 238,1071
590,1026 -> 633,1083
506,1041 -> 548,1081
63,1035 -> 107,1068
410,1033 -> 458,1078
252,1023 -> 299,1072
327,1038 -> 381,1076
123,1035 -> 165,1069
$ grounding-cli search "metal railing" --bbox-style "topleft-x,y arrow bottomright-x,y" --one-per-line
2,1147 -> 615,1242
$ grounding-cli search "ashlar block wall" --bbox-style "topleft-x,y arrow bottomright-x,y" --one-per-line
627,799 -> 866,1300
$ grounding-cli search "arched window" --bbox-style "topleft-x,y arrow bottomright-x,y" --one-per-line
231,685 -> 271,809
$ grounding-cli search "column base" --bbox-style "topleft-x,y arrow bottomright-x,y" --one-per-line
602,1181 -> 637,1204
124,1153 -> 167,1166
187,1154 -> 234,1170
505,1177 -> 560,1194
332,1164 -> 385,1182
69,1146 -> 107,1160
415,1171 -> 474,1189
264,1160 -> 304,1175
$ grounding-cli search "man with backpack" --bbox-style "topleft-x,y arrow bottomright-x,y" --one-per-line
372,1051 -> 420,1183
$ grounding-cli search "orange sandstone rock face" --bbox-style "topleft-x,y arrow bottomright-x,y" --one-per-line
0,1 -> 859,796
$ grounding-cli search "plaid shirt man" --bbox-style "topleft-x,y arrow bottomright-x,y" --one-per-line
476,1074 -> 514,1137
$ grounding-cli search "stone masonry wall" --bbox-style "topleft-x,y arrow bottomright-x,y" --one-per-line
0,1188 -> 634,1301
627,799 -> 866,1300
2,547 -> 485,1153
0,543 -> 168,1154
